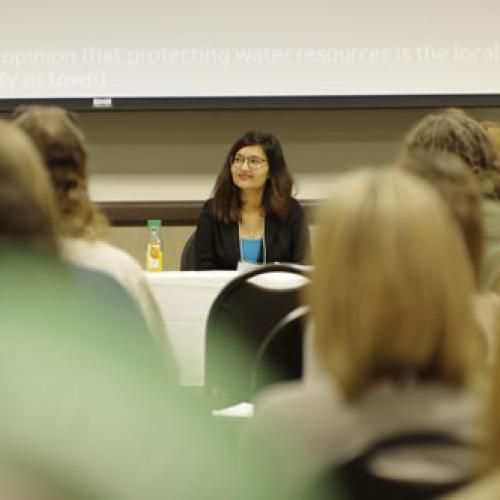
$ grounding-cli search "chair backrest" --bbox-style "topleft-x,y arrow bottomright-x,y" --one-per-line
250,305 -> 309,396
310,432 -> 475,500
205,263 -> 310,408
180,232 -> 197,271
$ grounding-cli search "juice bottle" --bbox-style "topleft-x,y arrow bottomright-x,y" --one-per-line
146,219 -> 163,272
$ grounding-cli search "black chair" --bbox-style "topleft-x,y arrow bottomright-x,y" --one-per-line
180,232 -> 197,270
250,305 -> 309,396
205,263 -> 310,408
308,432 -> 476,500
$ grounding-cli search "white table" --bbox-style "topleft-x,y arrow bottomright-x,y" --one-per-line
145,271 -> 237,385
145,270 -> 309,386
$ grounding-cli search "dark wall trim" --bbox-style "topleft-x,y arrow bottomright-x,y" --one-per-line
99,201 -> 202,226
98,200 -> 320,226
1,94 -> 500,112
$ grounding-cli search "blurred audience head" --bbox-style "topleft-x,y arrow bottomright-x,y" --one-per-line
405,108 -> 500,199
311,168 -> 479,401
400,151 -> 483,286
484,341 -> 500,472
12,105 -> 107,239
0,119 -> 58,253
481,121 -> 500,155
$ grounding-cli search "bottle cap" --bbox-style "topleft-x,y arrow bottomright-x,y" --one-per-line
147,219 -> 162,227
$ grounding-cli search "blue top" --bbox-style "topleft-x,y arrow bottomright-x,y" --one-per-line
241,238 -> 262,263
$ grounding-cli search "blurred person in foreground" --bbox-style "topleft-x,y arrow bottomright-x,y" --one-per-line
405,108 -> 500,293
400,152 -> 500,362
478,120 -> 500,299
0,120 -> 237,498
242,168 -> 484,499
446,321 -> 500,499
481,121 -> 500,155
0,117 -> 152,322
12,105 -> 167,352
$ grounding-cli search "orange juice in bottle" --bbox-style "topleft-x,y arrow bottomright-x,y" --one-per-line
146,219 -> 163,272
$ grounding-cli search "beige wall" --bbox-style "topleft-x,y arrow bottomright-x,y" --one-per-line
107,225 -> 194,270
73,107 -> 500,268
82,107 -> 500,202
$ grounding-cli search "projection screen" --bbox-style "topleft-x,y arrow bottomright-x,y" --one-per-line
2,0 -> 500,109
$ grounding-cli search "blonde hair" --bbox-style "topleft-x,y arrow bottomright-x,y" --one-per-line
0,119 -> 58,252
311,168 -> 479,401
484,345 -> 500,470
482,121 -> 500,155
13,105 -> 108,240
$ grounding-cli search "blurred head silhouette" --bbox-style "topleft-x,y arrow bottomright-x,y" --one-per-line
400,151 -> 483,286
311,168 -> 479,401
405,108 -> 500,199
13,105 -> 107,239
481,121 -> 500,155
0,112 -> 236,500
0,119 -> 58,253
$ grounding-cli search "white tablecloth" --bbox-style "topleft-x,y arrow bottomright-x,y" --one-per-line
145,271 -> 237,385
145,270 -> 309,386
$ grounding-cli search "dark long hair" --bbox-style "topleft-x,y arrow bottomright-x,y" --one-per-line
212,131 -> 294,223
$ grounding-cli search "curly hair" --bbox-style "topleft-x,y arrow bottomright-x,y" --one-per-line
12,105 -> 108,239
405,108 -> 500,199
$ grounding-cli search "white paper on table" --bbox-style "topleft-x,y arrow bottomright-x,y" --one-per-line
212,402 -> 254,418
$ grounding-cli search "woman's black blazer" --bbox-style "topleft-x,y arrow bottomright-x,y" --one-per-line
194,198 -> 310,270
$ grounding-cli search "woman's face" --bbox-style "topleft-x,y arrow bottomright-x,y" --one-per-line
230,144 -> 269,192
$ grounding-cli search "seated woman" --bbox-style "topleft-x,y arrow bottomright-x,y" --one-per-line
404,109 -> 500,291
479,121 -> 500,296
446,295 -> 500,500
0,116 -> 171,366
12,105 -> 167,351
195,130 -> 310,270
400,152 -> 500,362
242,168 -> 483,499
0,120 -> 230,500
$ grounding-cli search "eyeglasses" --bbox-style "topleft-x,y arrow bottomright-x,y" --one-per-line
231,154 -> 267,170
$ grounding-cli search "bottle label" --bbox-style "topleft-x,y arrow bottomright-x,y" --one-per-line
146,242 -> 163,271
148,258 -> 160,269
